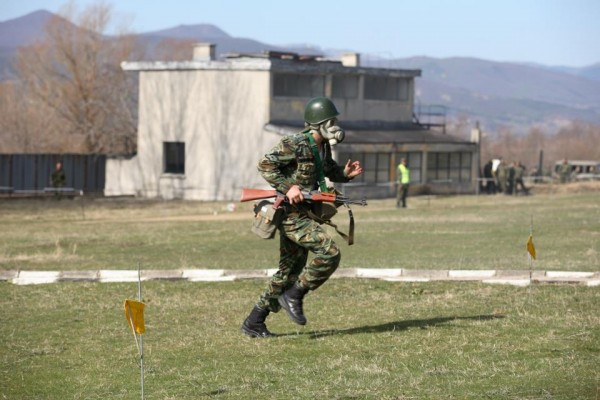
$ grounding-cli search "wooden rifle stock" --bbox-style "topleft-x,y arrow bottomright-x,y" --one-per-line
240,188 -> 278,202
308,192 -> 337,202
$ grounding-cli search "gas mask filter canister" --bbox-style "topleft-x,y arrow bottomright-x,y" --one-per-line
319,119 -> 345,146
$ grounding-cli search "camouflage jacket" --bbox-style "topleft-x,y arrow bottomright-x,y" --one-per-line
258,131 -> 350,193
51,169 -> 66,188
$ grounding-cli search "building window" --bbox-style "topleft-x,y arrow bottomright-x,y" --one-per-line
427,152 -> 472,183
332,75 -> 359,99
364,76 -> 409,101
395,152 -> 422,183
163,142 -> 185,174
273,73 -> 325,97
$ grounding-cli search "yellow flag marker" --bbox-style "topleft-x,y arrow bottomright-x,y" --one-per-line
124,299 -> 145,334
526,234 -> 536,260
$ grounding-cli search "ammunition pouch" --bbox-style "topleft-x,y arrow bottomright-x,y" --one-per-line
251,199 -> 284,239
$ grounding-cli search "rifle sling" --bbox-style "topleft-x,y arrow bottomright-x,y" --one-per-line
304,131 -> 328,193
305,207 -> 355,246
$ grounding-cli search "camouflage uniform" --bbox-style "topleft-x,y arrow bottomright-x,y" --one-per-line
51,163 -> 66,198
558,161 -> 571,183
255,130 -> 350,312
51,167 -> 66,188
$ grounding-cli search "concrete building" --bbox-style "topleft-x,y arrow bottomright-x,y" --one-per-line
105,44 -> 480,200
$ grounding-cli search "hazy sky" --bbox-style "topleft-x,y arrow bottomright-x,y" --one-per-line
2,0 -> 599,67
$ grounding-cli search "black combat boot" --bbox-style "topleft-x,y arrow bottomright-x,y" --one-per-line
278,282 -> 309,325
241,305 -> 272,338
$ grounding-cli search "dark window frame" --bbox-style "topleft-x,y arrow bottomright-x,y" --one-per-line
364,76 -> 409,101
332,74 -> 359,99
273,73 -> 325,98
163,142 -> 185,174
427,152 -> 472,183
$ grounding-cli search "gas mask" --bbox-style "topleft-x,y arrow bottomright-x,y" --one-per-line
318,118 -> 345,146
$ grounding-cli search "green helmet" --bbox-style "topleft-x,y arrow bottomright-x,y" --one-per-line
304,97 -> 339,124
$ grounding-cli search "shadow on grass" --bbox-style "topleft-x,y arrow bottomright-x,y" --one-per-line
276,314 -> 504,339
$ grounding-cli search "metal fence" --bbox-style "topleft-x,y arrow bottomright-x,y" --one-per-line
0,154 -> 106,194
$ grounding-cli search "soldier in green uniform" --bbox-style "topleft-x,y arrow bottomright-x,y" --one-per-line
558,159 -> 571,184
513,161 -> 529,195
50,161 -> 66,197
241,97 -> 363,338
496,159 -> 508,194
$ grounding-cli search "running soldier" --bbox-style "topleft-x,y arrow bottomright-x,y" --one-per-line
241,97 -> 363,338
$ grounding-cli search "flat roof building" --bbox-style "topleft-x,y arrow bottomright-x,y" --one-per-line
105,44 -> 480,200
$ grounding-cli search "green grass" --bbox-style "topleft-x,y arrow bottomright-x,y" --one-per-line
0,280 -> 598,399
0,190 -> 599,271
0,190 -> 599,399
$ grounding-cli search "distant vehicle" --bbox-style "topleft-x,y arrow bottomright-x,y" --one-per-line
553,160 -> 600,181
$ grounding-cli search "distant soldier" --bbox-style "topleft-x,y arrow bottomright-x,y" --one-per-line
506,162 -> 516,195
558,159 -> 571,184
396,158 -> 410,208
483,159 -> 495,194
50,161 -> 66,191
514,162 -> 529,195
496,159 -> 508,194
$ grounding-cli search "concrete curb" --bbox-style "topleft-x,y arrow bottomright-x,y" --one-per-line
1,269 -> 599,286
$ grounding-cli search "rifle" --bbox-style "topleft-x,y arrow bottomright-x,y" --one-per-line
240,188 -> 367,206
241,188 -> 366,245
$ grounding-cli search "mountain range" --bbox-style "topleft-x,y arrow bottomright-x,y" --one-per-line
2,10 -> 600,134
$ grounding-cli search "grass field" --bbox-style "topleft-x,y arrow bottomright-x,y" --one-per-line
0,184 -> 599,272
1,280 -> 598,399
1,186 -> 599,399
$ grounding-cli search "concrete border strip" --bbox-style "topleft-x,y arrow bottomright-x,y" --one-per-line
99,270 -> 142,283
356,268 -> 402,279
545,271 -> 595,279
2,269 -> 599,286
448,270 -> 496,279
13,271 -> 61,285
182,269 -> 235,282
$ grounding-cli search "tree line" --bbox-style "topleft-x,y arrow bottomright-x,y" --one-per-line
0,2 -> 200,155
477,122 -> 600,174
1,3 -> 147,155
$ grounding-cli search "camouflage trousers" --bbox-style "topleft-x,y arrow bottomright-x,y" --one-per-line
256,211 -> 341,312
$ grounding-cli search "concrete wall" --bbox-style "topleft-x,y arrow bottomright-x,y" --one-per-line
104,155 -> 146,197
106,68 -> 280,200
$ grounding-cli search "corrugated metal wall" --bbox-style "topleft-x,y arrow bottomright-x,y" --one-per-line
0,154 -> 106,193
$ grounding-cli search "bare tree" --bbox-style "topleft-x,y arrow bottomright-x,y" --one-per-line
480,121 -> 600,174
14,1 -> 140,154
0,81 -> 77,153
